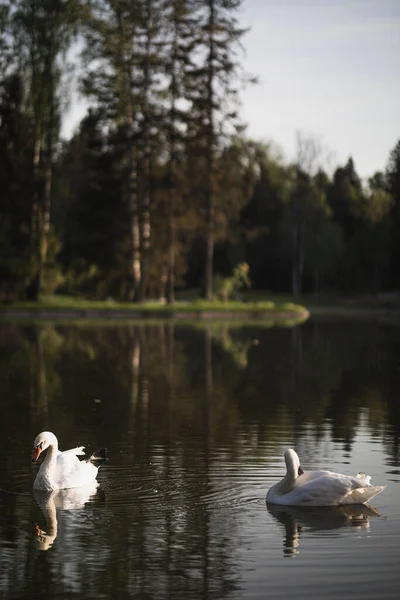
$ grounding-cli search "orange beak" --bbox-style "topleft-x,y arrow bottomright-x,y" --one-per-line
32,446 -> 42,463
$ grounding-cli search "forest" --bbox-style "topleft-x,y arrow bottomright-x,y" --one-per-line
0,0 -> 399,304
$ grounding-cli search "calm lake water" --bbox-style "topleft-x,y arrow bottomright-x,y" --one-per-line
0,317 -> 399,599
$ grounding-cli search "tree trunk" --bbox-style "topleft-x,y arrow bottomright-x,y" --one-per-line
127,133 -> 141,301
204,200 -> 214,301
204,0 -> 216,302
37,68 -> 55,300
26,134 -> 42,301
27,14 -> 56,302
373,260 -> 379,294
291,222 -> 299,297
166,188 -> 176,304
139,169 -> 151,301
291,191 -> 304,297
36,158 -> 52,298
138,0 -> 153,302
298,222 -> 304,294
166,8 -> 180,305
116,10 -> 141,301
36,24 -> 56,301
313,265 -> 320,295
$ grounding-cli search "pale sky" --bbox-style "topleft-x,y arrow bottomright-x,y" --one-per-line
62,0 -> 400,180
239,0 -> 400,178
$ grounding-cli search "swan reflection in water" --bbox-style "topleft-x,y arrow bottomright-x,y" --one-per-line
267,502 -> 381,557
33,482 -> 102,551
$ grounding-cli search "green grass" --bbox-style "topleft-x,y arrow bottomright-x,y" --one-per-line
0,293 -> 308,315
4,290 -> 399,319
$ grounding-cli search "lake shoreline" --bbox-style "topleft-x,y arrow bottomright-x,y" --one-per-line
2,297 -> 400,323
0,306 -> 310,322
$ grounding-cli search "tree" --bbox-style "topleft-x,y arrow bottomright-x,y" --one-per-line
12,0 -> 78,300
185,0 -> 249,300
55,110 -> 130,297
162,0 -> 196,303
240,143 -> 292,291
82,0 -> 143,300
0,1 -> 13,78
304,171 -> 344,294
288,168 -> 309,296
386,140 -> 400,287
327,157 -> 364,241
134,0 -> 168,300
0,73 -> 35,300
386,140 -> 400,204
289,132 -> 330,296
82,0 -> 168,302
352,182 -> 392,292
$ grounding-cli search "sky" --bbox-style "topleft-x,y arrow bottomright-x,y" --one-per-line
62,0 -> 400,180
239,0 -> 400,178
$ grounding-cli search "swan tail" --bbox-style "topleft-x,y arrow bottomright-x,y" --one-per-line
341,485 -> 386,505
87,448 -> 107,466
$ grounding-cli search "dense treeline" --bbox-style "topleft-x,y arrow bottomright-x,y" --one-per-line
1,0 -> 399,302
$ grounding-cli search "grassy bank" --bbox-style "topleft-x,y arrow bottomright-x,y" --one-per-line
3,292 -> 398,323
0,294 -> 309,323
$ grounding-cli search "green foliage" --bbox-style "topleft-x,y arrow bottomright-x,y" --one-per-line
214,262 -> 251,301
42,265 -> 65,295
386,140 -> 400,203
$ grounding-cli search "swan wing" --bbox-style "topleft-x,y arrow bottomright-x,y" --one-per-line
293,471 -> 383,506
54,452 -> 97,489
288,473 -> 351,505
57,446 -> 86,457
339,484 -> 386,505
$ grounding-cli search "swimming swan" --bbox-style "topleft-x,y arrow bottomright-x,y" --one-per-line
32,431 -> 107,492
266,449 -> 386,506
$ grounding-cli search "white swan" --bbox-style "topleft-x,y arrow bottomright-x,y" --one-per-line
266,449 -> 386,506
32,431 -> 107,491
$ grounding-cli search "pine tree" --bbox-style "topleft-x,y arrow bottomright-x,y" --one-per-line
184,0 -> 249,300
161,0 -> 197,303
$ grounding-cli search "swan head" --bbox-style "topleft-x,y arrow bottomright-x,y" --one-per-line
32,431 -> 57,462
284,449 -> 304,478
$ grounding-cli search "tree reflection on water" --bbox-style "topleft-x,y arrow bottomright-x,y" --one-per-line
0,318 -> 398,598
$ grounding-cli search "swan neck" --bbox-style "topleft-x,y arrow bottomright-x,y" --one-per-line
42,440 -> 58,478
279,471 -> 296,494
280,450 -> 299,494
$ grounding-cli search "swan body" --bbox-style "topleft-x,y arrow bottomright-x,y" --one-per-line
32,431 -> 106,492
266,449 -> 386,506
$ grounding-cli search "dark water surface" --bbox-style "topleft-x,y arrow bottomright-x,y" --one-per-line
0,318 -> 399,599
